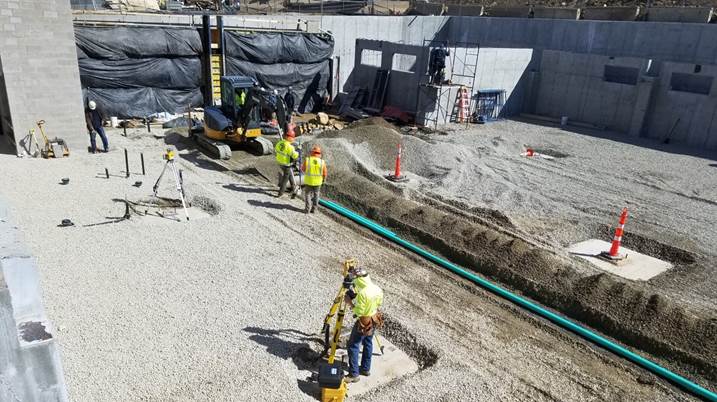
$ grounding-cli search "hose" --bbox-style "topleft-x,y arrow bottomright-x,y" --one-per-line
318,198 -> 717,401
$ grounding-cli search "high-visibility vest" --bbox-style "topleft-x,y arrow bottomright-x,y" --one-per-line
304,156 -> 325,186
352,276 -> 383,318
275,140 -> 297,166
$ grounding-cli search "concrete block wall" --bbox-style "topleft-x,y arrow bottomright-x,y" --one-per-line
0,0 -> 87,154
0,201 -> 68,402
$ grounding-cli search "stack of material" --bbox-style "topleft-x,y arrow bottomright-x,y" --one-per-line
105,0 -> 161,11
295,112 -> 344,135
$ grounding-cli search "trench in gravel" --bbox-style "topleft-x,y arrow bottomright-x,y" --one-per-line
181,124 -> 716,389
267,121 -> 715,388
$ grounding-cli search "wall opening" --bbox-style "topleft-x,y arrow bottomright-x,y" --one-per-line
392,53 -> 417,73
603,65 -> 639,85
670,72 -> 713,95
360,49 -> 382,67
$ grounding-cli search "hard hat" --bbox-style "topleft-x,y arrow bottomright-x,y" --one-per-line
311,145 -> 321,156
349,266 -> 368,278
88,101 -> 97,110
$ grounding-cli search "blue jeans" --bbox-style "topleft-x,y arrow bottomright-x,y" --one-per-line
347,321 -> 373,377
90,126 -> 108,152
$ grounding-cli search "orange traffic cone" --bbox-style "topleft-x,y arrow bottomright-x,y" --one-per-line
386,143 -> 408,182
600,207 -> 629,264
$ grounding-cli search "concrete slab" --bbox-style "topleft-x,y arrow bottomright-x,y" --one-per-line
567,239 -> 673,281
333,333 -> 419,397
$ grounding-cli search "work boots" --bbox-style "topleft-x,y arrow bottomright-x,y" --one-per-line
344,375 -> 360,384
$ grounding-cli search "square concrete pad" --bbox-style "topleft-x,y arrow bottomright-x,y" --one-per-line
567,239 -> 673,281
334,335 -> 419,396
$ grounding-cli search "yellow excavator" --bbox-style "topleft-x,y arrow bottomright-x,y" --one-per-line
197,76 -> 288,159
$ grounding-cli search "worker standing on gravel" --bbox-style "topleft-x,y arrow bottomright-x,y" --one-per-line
344,266 -> 384,384
275,129 -> 300,199
85,100 -> 109,153
301,144 -> 327,214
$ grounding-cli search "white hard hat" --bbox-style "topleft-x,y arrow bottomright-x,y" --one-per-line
88,101 -> 97,110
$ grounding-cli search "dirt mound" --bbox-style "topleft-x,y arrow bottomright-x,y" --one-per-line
320,169 -> 717,386
347,116 -> 400,131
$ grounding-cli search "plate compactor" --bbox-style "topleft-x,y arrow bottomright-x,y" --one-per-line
36,120 -> 69,158
196,76 -> 288,160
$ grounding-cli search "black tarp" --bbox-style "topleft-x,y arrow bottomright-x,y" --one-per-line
83,87 -> 203,119
76,27 -> 202,60
224,31 -> 334,113
75,26 -> 334,118
78,58 -> 202,89
76,26 -> 203,118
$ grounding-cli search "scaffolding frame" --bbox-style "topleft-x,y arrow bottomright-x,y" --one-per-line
416,39 -> 480,129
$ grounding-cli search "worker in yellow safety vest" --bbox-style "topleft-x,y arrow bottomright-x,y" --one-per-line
344,265 -> 384,384
275,130 -> 300,198
301,144 -> 328,214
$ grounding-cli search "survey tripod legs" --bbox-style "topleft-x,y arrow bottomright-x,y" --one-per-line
321,259 -> 384,365
153,148 -> 189,221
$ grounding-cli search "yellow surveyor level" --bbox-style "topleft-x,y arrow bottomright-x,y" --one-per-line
317,259 -> 356,402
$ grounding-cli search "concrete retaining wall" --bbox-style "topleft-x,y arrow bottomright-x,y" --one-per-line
0,0 -> 87,154
534,50 -> 648,133
71,13 -> 717,149
645,61 -> 717,148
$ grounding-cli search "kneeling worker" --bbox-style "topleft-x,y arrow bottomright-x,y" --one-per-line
275,130 -> 300,198
345,266 -> 384,383
301,144 -> 327,214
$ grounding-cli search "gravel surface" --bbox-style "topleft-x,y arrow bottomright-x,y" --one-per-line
0,128 -> 698,401
315,119 -> 717,313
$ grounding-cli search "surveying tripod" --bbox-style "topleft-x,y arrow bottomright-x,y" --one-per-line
321,259 -> 383,364
153,148 -> 190,221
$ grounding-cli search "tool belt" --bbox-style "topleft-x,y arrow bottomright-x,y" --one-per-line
358,311 -> 384,336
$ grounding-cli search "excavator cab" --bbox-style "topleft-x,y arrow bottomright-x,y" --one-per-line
219,76 -> 258,124
199,75 -> 279,159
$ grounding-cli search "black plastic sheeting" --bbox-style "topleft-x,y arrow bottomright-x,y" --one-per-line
76,26 -> 334,117
224,31 -> 333,64
76,26 -> 202,60
76,26 -> 203,118
78,58 -> 202,89
224,31 -> 334,113
83,87 -> 203,119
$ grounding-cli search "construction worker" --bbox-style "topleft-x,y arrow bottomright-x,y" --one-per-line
275,129 -> 299,198
301,144 -> 327,214
85,100 -> 108,153
428,42 -> 449,85
284,86 -> 296,116
234,88 -> 246,112
344,266 -> 384,383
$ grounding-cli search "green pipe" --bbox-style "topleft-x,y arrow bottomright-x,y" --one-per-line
319,199 -> 717,401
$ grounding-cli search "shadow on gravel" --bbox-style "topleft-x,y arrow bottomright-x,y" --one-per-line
243,326 -> 324,400
248,199 -> 305,213
223,183 -> 273,196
